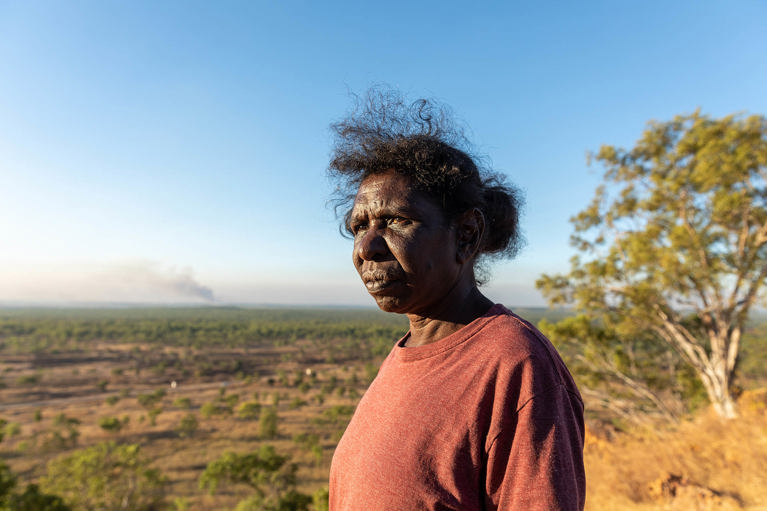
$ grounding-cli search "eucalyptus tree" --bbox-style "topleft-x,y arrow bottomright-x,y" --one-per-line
538,112 -> 767,419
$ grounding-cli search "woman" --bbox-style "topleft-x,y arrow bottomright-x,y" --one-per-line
328,90 -> 585,511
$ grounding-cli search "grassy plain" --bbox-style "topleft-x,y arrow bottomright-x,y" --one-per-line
0,306 -> 765,510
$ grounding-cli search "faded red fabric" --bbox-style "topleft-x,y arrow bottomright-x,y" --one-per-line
329,304 -> 585,510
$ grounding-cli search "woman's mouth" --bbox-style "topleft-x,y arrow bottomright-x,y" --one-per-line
365,279 -> 398,293
362,269 -> 404,294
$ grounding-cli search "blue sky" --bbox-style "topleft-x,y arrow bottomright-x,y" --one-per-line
1,0 -> 766,306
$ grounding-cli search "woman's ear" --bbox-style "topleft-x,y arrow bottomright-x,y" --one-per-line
455,208 -> 485,264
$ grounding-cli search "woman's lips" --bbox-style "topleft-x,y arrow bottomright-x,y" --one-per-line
362,269 -> 404,294
364,279 -> 399,293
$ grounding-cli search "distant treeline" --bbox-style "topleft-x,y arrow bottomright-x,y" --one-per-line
0,306 -> 569,355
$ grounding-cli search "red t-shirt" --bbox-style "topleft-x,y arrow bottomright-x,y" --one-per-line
329,304 -> 585,510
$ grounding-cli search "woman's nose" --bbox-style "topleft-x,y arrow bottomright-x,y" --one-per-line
356,229 -> 388,261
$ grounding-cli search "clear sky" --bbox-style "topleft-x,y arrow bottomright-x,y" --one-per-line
1,0 -> 766,307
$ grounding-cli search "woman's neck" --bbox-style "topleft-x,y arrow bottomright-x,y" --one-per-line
405,287 -> 493,347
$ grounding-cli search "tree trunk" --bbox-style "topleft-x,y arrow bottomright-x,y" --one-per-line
698,364 -> 738,419
653,309 -> 739,419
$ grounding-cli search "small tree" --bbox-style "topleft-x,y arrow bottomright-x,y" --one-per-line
175,413 -> 199,438
237,401 -> 262,420
41,441 -> 167,511
137,389 -> 166,408
259,407 -> 279,439
43,414 -> 80,450
199,445 -> 310,511
538,112 -> 767,418
98,416 -> 124,433
1,462 -> 71,511
147,407 -> 162,426
312,487 -> 329,511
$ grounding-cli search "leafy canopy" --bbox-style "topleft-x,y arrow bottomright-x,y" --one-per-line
538,111 -> 767,419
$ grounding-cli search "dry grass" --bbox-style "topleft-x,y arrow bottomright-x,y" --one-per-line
584,389 -> 767,510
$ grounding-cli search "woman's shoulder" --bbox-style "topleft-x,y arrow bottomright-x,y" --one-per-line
471,305 -> 579,392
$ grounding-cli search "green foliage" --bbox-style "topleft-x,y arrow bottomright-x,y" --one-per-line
538,111 -> 767,419
175,413 -> 199,438
44,414 -> 80,450
1,462 -> 71,511
16,373 -> 40,386
98,416 -> 124,433
292,432 -> 319,450
199,445 -> 309,511
237,401 -> 262,420
201,401 -> 231,418
3,422 -> 20,440
289,398 -> 307,410
320,405 -> 355,424
2,483 -> 71,511
173,497 -> 190,511
41,441 -> 167,511
222,393 -> 240,408
312,487 -> 329,511
310,444 -> 323,466
0,307 -> 407,362
0,463 -> 14,501
104,395 -> 120,406
137,389 -> 166,408
147,407 -> 162,426
539,315 -> 682,422
259,407 -> 279,439
172,396 -> 192,409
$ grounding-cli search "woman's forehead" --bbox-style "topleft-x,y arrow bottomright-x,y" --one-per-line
354,172 -> 420,208
351,174 -> 447,224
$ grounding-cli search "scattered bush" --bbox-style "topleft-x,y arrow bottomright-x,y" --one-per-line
175,414 -> 199,438
199,445 -> 310,511
201,402 -> 231,419
259,407 -> 279,439
137,390 -> 166,408
289,398 -> 307,410
41,441 -> 167,511
98,416 -> 124,433
148,407 -> 162,426
172,397 -> 192,410
237,401 -> 261,421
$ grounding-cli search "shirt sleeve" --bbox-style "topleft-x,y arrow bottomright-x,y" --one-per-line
484,384 -> 586,511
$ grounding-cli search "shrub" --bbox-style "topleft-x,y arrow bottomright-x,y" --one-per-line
137,390 -> 166,408
201,402 -> 231,419
237,402 -> 261,421
98,416 -> 123,433
259,407 -> 279,439
147,408 -> 162,426
289,398 -> 307,410
41,442 -> 167,511
172,397 -> 192,410
175,414 -> 198,438
199,445 -> 309,511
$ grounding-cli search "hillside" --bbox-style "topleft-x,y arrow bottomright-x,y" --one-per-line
1,307 -> 765,510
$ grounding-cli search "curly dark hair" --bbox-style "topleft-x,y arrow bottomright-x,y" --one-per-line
328,88 -> 524,279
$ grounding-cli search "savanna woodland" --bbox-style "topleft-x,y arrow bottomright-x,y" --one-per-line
2,112 -> 767,510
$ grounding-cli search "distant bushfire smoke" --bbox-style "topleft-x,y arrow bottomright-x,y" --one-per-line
111,261 -> 215,302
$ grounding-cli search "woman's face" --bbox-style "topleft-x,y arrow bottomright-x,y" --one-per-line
349,170 -> 462,316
